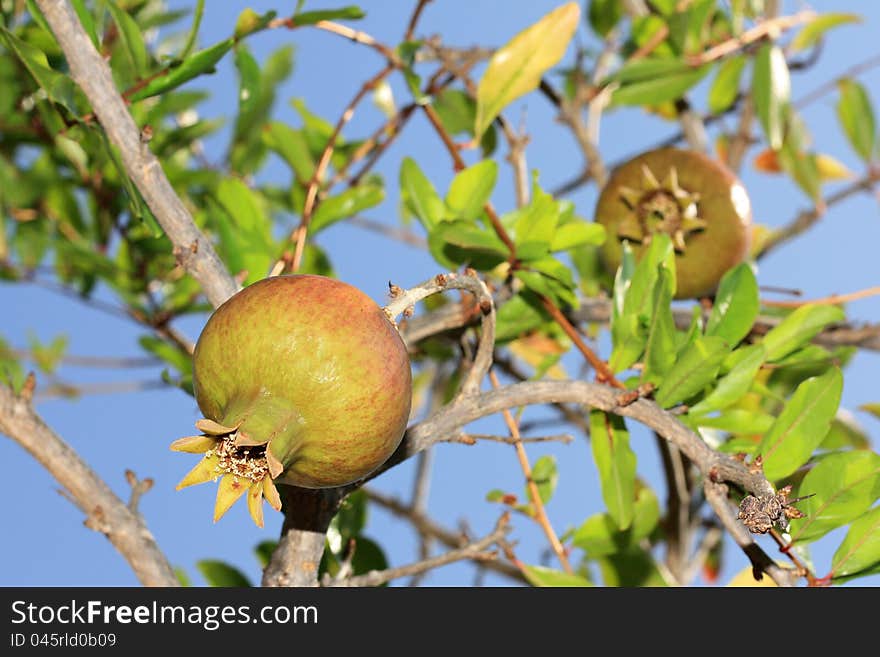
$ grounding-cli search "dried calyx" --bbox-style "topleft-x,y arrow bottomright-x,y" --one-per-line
737,485 -> 811,534
615,164 -> 708,253
171,418 -> 282,527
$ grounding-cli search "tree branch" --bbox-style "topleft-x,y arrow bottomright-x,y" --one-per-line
386,271 -> 495,398
261,486 -> 345,587
34,0 -> 239,308
364,487 -> 527,583
324,513 -> 510,587
703,480 -> 799,586
0,381 -> 178,586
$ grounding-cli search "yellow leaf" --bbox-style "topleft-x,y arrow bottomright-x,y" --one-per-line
726,566 -> 780,587
474,3 -> 580,138
748,224 -> 773,261
814,153 -> 855,181
753,149 -> 855,181
509,333 -> 568,380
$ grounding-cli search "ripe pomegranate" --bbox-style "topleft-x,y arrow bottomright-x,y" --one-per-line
595,147 -> 752,299
171,275 -> 412,526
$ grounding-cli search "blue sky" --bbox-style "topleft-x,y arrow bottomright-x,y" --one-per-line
2,0 -> 879,587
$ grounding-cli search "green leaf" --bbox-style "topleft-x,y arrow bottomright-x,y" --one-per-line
791,450 -> 880,544
572,485 -> 660,557
400,157 -> 446,231
494,292 -> 547,343
522,565 -> 592,587
254,540 -> 278,568
293,6 -> 365,25
474,2 -> 580,138
861,403 -> 880,421
311,183 -> 384,233
514,269 -> 577,308
778,128 -> 821,203
106,1 -> 148,77
708,55 -> 746,114
0,337 -> 26,394
212,178 -> 274,284
641,267 -> 676,385
654,336 -> 729,408
831,506 -> 880,579
760,304 -> 845,363
691,408 -> 775,435
0,28 -> 77,113
836,78 -> 876,163
69,0 -> 100,49
174,568 -> 192,587
688,344 -> 765,415
196,560 -> 252,587
428,221 -> 508,270
445,160 -> 497,221
589,410 -> 637,530
511,183 -> 559,259
432,89 -> 497,157
705,263 -> 758,346
588,0 -> 623,37
180,0 -> 205,57
331,489 -> 368,543
752,44 -> 790,150
758,367 -> 843,482
129,39 -> 234,101
611,60 -> 711,107
138,335 -> 191,375
790,13 -> 861,52
531,455 -> 558,504
822,414 -> 871,451
262,122 -> 315,183
234,8 -> 277,39
609,235 -> 675,373
624,234 -> 676,315
349,536 -> 388,581
232,46 -> 262,137
550,221 -> 605,251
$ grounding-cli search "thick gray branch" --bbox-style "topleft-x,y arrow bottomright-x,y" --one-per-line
34,0 -> 239,308
261,487 -> 345,587
370,380 -> 773,499
0,384 -> 178,586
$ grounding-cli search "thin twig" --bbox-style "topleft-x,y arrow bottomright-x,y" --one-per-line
324,513 -> 510,587
762,285 -> 880,309
275,64 -> 396,275
385,271 -> 495,398
685,11 -> 817,66
404,0 -> 432,42
489,370 -> 573,574
364,487 -> 527,583
12,350 -> 159,369
455,432 -> 574,446
758,171 -> 880,259
794,52 -> 880,109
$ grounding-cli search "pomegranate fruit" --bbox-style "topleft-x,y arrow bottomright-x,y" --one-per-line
595,147 -> 752,299
171,274 -> 412,526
